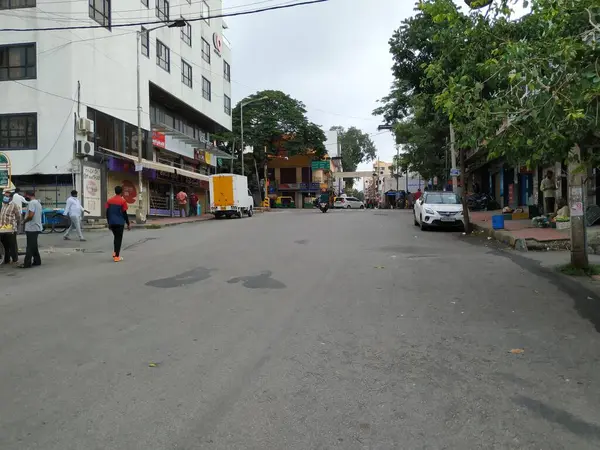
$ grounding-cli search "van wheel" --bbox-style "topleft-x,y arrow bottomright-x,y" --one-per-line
247,207 -> 253,217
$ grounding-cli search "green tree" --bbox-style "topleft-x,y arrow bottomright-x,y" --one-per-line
213,90 -> 327,184
330,126 -> 377,189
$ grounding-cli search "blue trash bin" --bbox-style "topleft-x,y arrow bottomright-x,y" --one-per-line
491,214 -> 505,230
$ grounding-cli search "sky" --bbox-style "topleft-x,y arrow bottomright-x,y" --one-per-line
225,0 -> 527,178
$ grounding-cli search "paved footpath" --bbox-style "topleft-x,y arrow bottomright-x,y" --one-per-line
1,209 -> 600,449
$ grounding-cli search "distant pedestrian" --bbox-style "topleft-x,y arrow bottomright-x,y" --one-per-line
0,191 -> 19,264
19,190 -> 42,269
414,188 -> 422,201
189,192 -> 198,216
176,189 -> 188,217
106,186 -> 130,263
541,170 -> 557,215
63,190 -> 89,241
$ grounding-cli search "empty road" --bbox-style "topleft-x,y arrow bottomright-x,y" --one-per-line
2,209 -> 600,449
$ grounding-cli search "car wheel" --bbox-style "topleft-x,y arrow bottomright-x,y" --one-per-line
346,205 -> 352,209
360,205 -> 365,209
420,215 -> 428,231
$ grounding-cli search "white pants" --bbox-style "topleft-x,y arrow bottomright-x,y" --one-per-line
64,214 -> 84,239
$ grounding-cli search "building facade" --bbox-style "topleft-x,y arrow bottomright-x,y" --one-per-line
1,0 -> 232,217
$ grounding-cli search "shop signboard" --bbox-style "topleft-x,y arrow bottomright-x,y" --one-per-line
152,131 -> 166,149
0,152 -> 11,189
311,160 -> 330,171
121,180 -> 138,204
82,165 -> 102,216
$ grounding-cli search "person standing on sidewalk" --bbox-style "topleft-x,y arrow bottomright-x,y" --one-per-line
176,189 -> 188,217
63,190 -> 89,241
541,170 -> 557,215
1,191 -> 19,264
12,187 -> 28,233
106,186 -> 130,263
20,190 -> 42,269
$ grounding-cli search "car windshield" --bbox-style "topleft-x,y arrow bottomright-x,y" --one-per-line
425,193 -> 461,204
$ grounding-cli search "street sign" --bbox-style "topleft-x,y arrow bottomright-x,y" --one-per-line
450,168 -> 460,177
311,160 -> 330,171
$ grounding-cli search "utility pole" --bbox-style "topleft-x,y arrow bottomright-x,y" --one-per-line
135,29 -> 145,224
395,144 -> 400,191
450,123 -> 458,193
239,96 -> 268,179
460,146 -> 471,233
569,145 -> 588,268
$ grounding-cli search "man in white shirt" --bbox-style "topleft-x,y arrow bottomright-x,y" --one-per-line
63,190 -> 89,241
12,187 -> 28,233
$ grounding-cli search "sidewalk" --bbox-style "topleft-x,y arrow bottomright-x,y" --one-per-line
469,210 -> 600,251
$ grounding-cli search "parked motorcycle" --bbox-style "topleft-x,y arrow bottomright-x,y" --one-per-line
467,192 -> 494,211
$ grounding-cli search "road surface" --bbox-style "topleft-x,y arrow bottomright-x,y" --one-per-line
1,209 -> 600,449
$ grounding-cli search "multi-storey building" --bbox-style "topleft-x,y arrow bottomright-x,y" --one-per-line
0,0 -> 232,218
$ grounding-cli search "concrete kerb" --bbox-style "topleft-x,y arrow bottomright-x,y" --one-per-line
471,223 -> 528,251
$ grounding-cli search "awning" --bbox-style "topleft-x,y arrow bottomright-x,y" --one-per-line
99,147 -> 175,174
174,167 -> 209,182
152,123 -> 234,160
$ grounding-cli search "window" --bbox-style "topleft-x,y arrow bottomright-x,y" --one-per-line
201,0 -> 209,24
223,60 -> 230,82
0,0 -> 36,10
202,77 -> 211,101
0,113 -> 37,150
181,60 -> 192,88
0,43 -> 36,81
201,38 -> 210,64
141,27 -> 149,57
224,95 -> 231,116
156,40 -> 170,72
89,0 -> 111,28
156,0 -> 169,21
141,0 -> 147,7
181,20 -> 192,47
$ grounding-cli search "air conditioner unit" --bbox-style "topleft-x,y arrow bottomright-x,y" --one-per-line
76,139 -> 94,157
78,118 -> 93,134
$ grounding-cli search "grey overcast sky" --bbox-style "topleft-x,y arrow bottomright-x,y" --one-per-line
225,0 -> 526,175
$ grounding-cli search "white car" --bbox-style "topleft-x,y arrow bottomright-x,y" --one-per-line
334,196 -> 365,209
414,192 -> 465,231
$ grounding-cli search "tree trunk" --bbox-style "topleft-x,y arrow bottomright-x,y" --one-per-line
460,147 -> 471,233
569,145 -> 588,268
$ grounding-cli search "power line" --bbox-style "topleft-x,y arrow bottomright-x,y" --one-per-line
0,0 -> 329,31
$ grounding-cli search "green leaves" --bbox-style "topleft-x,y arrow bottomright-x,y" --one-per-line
331,126 -> 377,188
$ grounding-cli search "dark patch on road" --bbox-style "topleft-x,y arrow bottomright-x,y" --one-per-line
123,237 -> 158,251
145,267 -> 214,288
294,239 -> 309,245
458,233 -> 600,332
515,395 -> 600,439
227,270 -> 286,289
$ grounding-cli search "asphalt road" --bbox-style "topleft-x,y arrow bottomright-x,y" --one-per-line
2,209 -> 600,450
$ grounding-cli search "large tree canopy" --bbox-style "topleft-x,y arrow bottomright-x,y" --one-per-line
330,126 -> 377,188
214,90 -> 327,181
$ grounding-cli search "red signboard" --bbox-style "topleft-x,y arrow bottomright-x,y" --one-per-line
152,131 -> 166,148
122,180 -> 138,204
213,32 -> 223,55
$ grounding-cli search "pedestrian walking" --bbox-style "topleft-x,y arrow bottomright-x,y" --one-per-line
19,190 -> 42,268
176,189 -> 188,217
106,186 -> 130,263
63,190 -> 89,241
0,190 -> 19,264
189,192 -> 198,216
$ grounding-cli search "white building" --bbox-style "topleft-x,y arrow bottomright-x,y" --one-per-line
0,0 -> 233,217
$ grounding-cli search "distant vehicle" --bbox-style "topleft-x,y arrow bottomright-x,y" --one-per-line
334,196 -> 365,209
413,191 -> 464,231
209,174 -> 254,219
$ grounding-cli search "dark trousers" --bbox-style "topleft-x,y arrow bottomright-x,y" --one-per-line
544,197 -> 556,215
24,231 -> 41,267
110,225 -> 124,257
189,204 -> 197,216
1,232 -> 18,263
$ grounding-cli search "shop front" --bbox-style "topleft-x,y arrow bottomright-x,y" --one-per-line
106,157 -> 150,215
278,182 -> 321,208
150,170 -> 209,217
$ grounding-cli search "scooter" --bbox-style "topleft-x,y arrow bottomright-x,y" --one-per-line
319,202 -> 329,213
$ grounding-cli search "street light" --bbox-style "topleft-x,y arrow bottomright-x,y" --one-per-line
135,19 -> 186,224
239,96 -> 268,177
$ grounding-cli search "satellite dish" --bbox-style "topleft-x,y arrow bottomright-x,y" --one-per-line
464,0 -> 493,8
